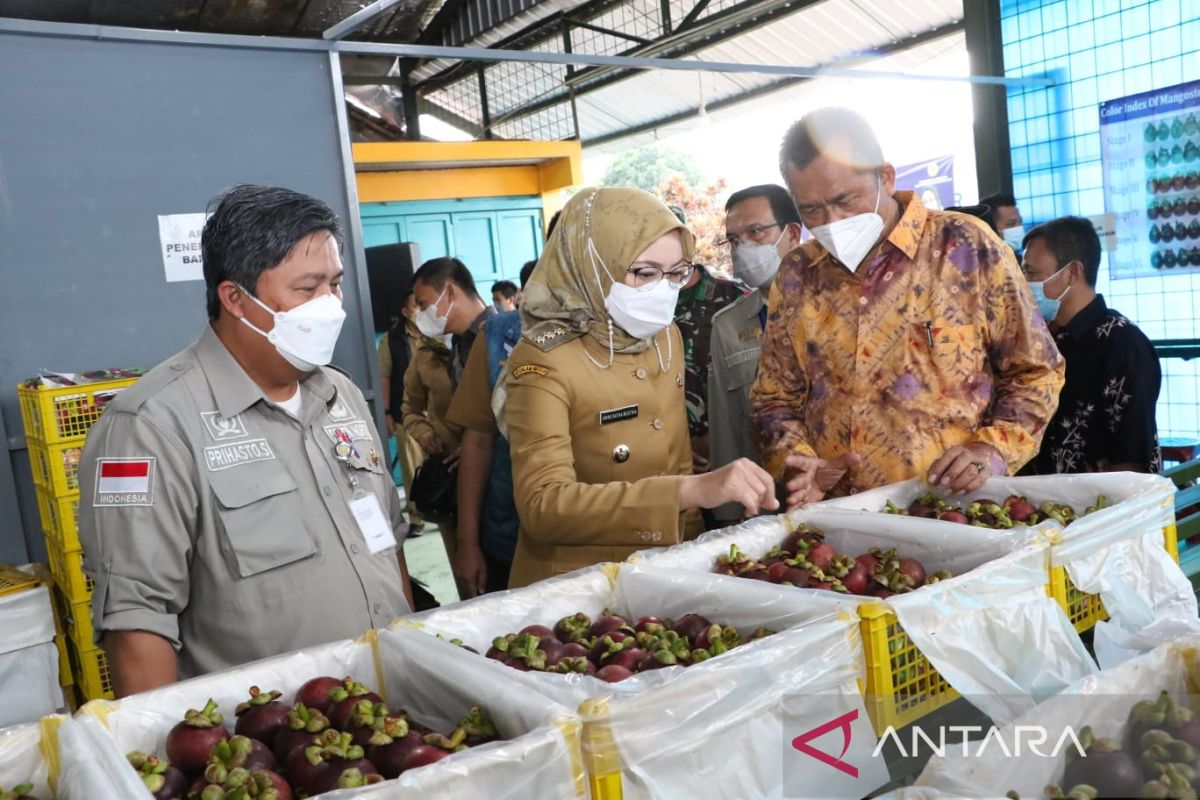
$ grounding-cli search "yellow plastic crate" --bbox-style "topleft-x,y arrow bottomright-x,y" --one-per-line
859,602 -> 957,735
1048,524 -> 1179,634
65,637 -> 113,701
35,489 -> 81,553
54,633 -> 73,688
59,592 -> 96,655
45,538 -> 93,604
17,376 -> 136,446
0,563 -> 40,597
29,441 -> 83,497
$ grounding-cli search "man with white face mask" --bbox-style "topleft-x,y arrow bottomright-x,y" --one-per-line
78,185 -> 413,694
706,185 -> 803,523
752,108 -> 1065,505
980,191 -> 1026,251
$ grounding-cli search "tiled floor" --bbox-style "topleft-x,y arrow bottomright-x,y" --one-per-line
402,525 -> 460,607
396,487 -> 460,607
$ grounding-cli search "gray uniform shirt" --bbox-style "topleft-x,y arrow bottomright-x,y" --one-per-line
708,289 -> 767,523
77,327 -> 409,678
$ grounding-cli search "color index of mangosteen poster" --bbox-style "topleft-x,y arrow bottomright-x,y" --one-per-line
1100,79 -> 1200,279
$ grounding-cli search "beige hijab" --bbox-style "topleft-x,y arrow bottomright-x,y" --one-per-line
520,187 -> 695,353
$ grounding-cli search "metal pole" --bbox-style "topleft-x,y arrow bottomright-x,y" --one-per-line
333,39 -> 1057,88
0,17 -> 1056,88
327,50 -> 387,435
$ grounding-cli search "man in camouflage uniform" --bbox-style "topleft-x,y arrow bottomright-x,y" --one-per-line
674,264 -> 746,477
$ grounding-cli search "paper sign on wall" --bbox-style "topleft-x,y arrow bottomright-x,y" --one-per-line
1088,213 -> 1119,252
158,212 -> 208,282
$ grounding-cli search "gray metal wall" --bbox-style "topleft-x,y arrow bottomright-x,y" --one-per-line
0,28 -> 375,563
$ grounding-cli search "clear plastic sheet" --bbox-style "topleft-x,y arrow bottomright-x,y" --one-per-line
630,511 -> 1097,724
906,635 -> 1200,798
80,633 -> 585,799
405,563 -> 854,707
54,715 -> 154,799
0,643 -> 64,729
818,474 -> 1195,653
0,583 -> 55,655
403,563 -> 891,797
0,721 -> 50,799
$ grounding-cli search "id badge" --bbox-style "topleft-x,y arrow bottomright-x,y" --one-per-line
348,491 -> 397,554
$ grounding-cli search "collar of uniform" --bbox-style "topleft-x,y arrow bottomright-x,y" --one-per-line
886,190 -> 925,262
195,326 -> 336,418
1061,293 -> 1109,343
195,326 -> 270,418
739,288 -> 766,321
678,266 -> 715,304
469,305 -> 497,334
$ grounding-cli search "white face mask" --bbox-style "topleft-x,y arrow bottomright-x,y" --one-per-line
586,238 -> 679,340
239,286 -> 346,373
415,287 -> 454,338
1002,225 -> 1026,250
809,180 -> 885,271
605,279 -> 681,340
732,227 -> 786,289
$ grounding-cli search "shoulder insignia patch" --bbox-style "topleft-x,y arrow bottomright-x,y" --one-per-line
532,326 -> 568,345
512,364 -> 550,378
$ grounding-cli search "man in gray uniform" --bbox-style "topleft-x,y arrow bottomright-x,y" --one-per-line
78,185 -> 413,695
708,185 -> 803,523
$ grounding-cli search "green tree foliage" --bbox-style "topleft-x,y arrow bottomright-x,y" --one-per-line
601,144 -> 705,192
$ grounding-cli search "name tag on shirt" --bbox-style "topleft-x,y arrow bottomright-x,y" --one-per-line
599,404 -> 639,425
349,493 -> 396,554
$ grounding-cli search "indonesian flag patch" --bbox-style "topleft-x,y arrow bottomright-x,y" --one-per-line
94,458 -> 156,507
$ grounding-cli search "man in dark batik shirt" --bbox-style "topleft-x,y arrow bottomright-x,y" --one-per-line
674,263 -> 746,473
1021,216 -> 1162,474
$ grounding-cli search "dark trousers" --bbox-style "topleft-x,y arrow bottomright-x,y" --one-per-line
484,548 -> 512,594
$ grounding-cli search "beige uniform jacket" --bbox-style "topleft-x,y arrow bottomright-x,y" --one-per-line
77,327 -> 409,679
708,289 -> 767,522
400,338 -> 463,454
504,326 -> 692,587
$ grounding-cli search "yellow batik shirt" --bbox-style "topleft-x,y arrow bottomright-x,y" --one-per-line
750,191 -> 1064,496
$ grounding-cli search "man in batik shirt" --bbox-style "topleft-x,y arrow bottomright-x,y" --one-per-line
1020,216 -> 1161,474
751,107 -> 1065,505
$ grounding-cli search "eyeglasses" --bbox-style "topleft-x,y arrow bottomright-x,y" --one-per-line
626,262 -> 696,288
718,222 -> 783,249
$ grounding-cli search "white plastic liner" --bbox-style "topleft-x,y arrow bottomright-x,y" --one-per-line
817,474 -> 1194,647
631,510 -> 1098,725
80,633 -> 585,799
907,635 -> 1200,798
405,563 -> 891,797
0,721 -> 50,799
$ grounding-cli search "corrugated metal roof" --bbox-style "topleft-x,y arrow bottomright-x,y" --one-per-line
582,29 -> 966,152
572,0 -> 963,144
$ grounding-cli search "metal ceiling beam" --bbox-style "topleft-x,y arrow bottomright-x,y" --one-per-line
323,0 -> 410,40
561,0 -> 805,88
582,20 -> 965,147
333,37 -> 1051,87
480,0 -> 814,126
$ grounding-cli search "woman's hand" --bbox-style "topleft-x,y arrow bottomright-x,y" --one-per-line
418,431 -> 443,456
679,458 -> 779,517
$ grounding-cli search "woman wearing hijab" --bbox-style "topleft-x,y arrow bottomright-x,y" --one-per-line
503,188 -> 777,588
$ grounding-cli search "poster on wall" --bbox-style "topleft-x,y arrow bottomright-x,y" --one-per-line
1100,79 -> 1200,279
894,156 -> 955,210
158,212 -> 208,283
